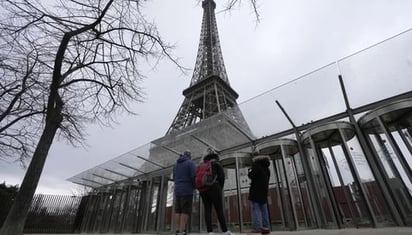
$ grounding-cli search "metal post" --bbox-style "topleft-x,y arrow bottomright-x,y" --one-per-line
235,154 -> 244,232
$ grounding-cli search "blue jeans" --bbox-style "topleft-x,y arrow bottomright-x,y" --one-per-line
251,201 -> 269,229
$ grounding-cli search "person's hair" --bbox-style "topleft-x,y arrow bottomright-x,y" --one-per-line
206,147 -> 216,155
183,150 -> 191,157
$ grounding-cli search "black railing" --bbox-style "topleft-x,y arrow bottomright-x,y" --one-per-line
23,194 -> 85,233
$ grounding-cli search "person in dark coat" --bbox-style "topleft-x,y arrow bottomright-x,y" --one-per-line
173,151 -> 196,235
199,148 -> 234,235
248,154 -> 271,234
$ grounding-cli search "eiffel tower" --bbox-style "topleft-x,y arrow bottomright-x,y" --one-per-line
166,0 -> 252,137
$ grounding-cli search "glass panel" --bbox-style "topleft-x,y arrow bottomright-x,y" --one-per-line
147,177 -> 161,231
100,193 -> 114,233
345,137 -> 394,225
237,63 -> 346,139
284,153 -> 303,227
369,132 -> 412,220
338,29 -> 412,108
306,147 -> 336,226
325,146 -> 355,225
123,184 -> 142,232
293,154 -> 317,228
191,191 -> 201,232
370,135 -> 396,178
93,194 -> 106,232
137,181 -> 149,232
239,164 -> 251,232
223,167 -> 242,232
325,144 -> 370,227
321,147 -> 342,186
276,158 -> 295,229
374,134 -> 412,194
109,190 -> 125,232
237,93 -> 291,138
165,179 -> 174,232
268,159 -> 286,229
80,194 -> 100,232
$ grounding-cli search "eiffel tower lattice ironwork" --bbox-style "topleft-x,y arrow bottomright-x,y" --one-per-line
166,0 -> 253,136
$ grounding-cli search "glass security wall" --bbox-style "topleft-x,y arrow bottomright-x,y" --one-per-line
68,28 -> 412,233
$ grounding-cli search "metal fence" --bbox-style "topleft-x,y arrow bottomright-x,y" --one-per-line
23,194 -> 85,233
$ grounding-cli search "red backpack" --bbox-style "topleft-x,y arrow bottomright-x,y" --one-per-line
195,160 -> 217,192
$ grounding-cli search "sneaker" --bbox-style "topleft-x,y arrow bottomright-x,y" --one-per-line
224,231 -> 234,235
261,228 -> 270,234
208,232 -> 215,235
247,228 -> 262,235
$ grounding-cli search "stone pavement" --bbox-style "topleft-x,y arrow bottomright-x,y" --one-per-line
27,227 -> 412,235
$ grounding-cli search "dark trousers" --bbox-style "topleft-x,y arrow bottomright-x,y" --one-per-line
200,184 -> 228,233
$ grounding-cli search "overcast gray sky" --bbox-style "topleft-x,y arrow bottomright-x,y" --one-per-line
1,0 -> 412,194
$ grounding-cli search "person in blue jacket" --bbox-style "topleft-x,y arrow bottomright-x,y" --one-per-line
173,151 -> 196,235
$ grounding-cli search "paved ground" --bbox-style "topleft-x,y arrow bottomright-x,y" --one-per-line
28,227 -> 412,235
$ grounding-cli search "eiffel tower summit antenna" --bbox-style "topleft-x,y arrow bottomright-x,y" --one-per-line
166,0 -> 252,137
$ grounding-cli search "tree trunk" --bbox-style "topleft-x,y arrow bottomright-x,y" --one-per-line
0,113 -> 61,235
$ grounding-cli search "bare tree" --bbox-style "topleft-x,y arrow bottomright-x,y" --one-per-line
0,0 -> 259,234
0,37 -> 46,167
217,0 -> 261,23
0,0 -> 179,234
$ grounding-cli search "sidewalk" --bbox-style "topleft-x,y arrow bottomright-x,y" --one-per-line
27,227 -> 412,235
